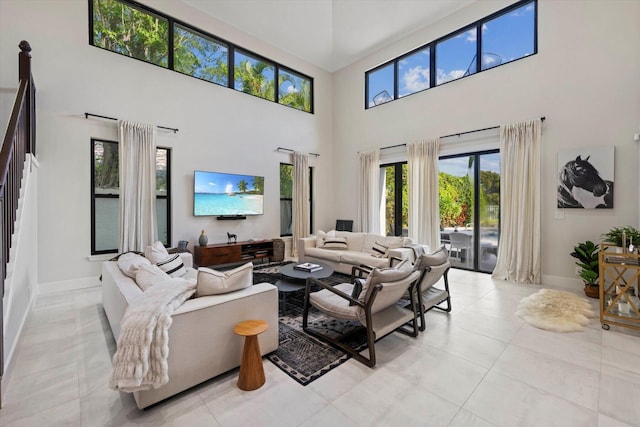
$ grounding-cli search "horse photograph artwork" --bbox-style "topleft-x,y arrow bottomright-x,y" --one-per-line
557,146 -> 614,209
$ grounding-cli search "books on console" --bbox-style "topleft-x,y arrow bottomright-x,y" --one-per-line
294,262 -> 323,272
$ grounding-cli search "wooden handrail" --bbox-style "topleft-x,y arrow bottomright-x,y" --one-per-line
0,41 -> 36,407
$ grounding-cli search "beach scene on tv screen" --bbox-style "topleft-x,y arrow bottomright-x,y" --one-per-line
194,171 -> 264,216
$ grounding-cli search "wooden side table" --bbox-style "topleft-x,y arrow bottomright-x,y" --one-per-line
233,320 -> 269,391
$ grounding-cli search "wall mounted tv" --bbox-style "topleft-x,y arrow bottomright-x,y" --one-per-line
194,170 -> 264,217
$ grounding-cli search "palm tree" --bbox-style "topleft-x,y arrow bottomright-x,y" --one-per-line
251,176 -> 264,194
237,179 -> 248,193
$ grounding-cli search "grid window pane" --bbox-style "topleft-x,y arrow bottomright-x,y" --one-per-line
278,69 -> 312,112
436,27 -> 477,85
94,197 -> 119,252
234,51 -> 275,101
482,1 -> 536,71
367,63 -> 394,108
156,148 -> 168,196
94,140 -> 119,195
398,48 -> 430,97
92,0 -> 168,67
174,24 -> 228,85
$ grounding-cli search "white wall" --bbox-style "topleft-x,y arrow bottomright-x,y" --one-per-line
0,0 -> 334,283
332,0 -> 640,281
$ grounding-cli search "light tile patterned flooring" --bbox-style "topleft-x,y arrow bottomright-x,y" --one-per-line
1,269 -> 640,426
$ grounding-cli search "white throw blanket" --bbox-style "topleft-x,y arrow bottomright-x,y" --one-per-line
109,278 -> 196,392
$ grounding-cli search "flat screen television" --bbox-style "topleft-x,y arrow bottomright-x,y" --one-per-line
194,170 -> 264,217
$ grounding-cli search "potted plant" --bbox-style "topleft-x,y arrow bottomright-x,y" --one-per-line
601,226 -> 640,249
570,240 -> 600,298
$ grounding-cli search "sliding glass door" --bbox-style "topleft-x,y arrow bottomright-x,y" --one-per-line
381,163 -> 408,236
439,150 -> 500,272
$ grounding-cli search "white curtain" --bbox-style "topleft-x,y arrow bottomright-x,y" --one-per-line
291,151 -> 309,257
118,120 -> 158,253
492,118 -> 542,284
408,139 -> 441,252
358,150 -> 380,234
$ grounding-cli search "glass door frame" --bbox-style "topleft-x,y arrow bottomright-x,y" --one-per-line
439,149 -> 499,272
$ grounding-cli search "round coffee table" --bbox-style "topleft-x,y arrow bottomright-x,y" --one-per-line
275,262 -> 334,310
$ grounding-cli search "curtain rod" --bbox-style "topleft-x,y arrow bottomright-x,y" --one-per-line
380,116 -> 546,151
277,147 -> 319,157
84,112 -> 179,133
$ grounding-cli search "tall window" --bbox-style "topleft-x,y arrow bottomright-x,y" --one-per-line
89,0 -> 313,113
91,139 -> 171,254
280,163 -> 313,236
365,0 -> 536,108
381,162 -> 408,236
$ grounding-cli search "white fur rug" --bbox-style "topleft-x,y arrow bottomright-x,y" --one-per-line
516,289 -> 596,332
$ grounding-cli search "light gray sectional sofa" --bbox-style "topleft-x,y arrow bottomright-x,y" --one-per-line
101,252 -> 278,409
298,230 -> 428,275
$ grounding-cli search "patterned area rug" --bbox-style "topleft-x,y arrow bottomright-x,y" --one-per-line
253,262 -> 367,385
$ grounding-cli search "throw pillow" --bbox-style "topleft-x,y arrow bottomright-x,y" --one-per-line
117,253 -> 151,279
145,240 -> 170,264
322,237 -> 348,250
156,253 -> 187,277
315,230 -> 335,247
196,262 -> 253,297
414,246 -> 449,270
371,240 -> 390,258
135,263 -> 171,291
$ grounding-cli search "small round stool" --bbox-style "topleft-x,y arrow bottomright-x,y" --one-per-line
233,320 -> 269,391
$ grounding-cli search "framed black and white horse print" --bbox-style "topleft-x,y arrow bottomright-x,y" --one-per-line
557,146 -> 614,209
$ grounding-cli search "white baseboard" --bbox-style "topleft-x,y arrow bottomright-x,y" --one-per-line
541,274 -> 583,291
38,276 -> 101,295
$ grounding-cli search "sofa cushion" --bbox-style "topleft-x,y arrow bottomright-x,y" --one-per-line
196,262 -> 253,297
145,240 -> 170,264
321,237 -> 349,250
336,231 -> 366,252
135,264 -> 171,291
340,251 -> 389,268
315,229 -> 335,247
305,247 -> 344,262
156,253 -> 187,277
117,253 -> 151,279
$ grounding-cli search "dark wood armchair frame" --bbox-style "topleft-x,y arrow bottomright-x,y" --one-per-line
414,266 -> 452,331
302,265 -> 420,367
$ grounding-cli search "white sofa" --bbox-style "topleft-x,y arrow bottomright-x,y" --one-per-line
101,252 -> 279,409
298,231 -> 428,275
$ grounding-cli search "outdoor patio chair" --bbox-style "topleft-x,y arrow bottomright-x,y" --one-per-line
302,266 -> 421,367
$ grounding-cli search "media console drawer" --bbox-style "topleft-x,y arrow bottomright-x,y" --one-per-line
194,240 -> 273,267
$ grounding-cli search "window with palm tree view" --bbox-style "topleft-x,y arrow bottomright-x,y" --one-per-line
382,151 -> 500,273
90,0 -> 313,113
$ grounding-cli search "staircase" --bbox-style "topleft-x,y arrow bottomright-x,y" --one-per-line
0,41 -> 37,408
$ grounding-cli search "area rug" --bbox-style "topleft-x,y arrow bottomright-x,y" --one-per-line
253,262 -> 367,385
516,289 -> 596,332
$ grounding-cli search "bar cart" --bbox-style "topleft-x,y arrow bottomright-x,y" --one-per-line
598,245 -> 640,331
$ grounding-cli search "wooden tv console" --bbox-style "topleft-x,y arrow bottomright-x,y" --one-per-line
194,239 -> 274,267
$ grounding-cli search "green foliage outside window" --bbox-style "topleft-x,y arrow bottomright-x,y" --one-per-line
93,0 -> 169,67
174,25 -> 228,86
91,0 -> 312,112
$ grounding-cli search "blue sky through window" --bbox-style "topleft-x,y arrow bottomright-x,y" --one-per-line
367,63 -> 394,107
482,2 -> 535,69
398,47 -> 430,97
366,0 -> 536,108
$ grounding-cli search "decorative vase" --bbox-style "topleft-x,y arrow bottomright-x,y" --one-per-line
199,230 -> 208,246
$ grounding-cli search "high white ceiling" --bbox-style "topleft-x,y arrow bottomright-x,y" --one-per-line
182,0 -> 476,72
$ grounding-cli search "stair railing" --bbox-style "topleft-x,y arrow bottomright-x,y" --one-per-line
0,40 -> 36,407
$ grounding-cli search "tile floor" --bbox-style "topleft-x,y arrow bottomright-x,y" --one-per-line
1,269 -> 640,426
